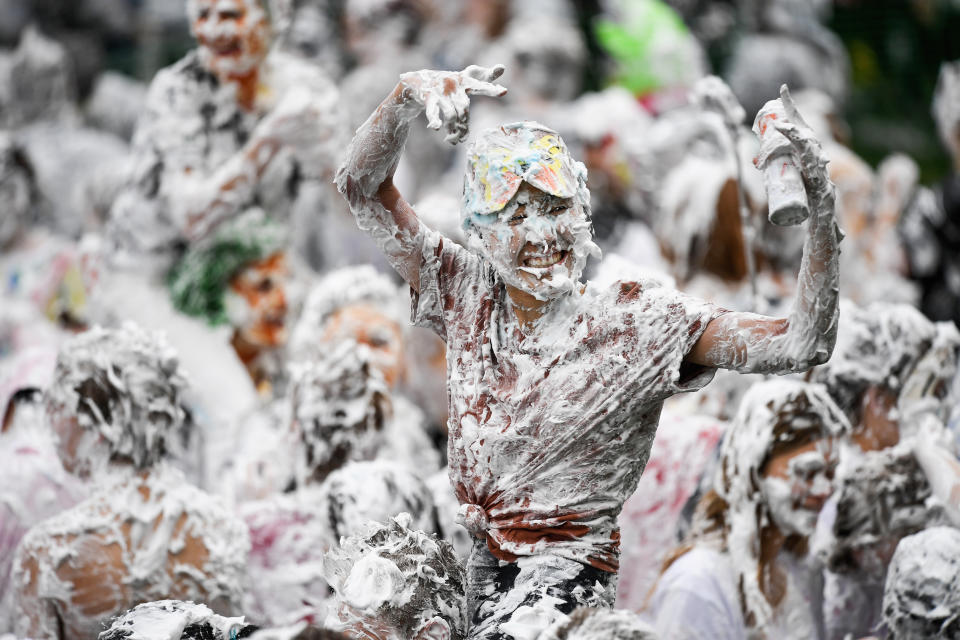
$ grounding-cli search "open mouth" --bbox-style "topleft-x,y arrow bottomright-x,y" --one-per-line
521,249 -> 567,269
208,40 -> 242,56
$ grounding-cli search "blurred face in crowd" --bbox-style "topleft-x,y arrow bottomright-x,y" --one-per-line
319,304 -> 405,389
761,436 -> 838,537
229,252 -> 290,348
293,365 -> 387,483
189,0 -> 270,80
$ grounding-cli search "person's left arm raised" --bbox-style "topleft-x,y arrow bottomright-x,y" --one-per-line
686,87 -> 843,374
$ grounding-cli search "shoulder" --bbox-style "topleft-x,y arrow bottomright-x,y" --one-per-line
165,479 -> 251,552
650,547 -> 745,638
13,499 -> 107,589
144,50 -> 214,110
266,50 -> 337,95
653,546 -> 741,614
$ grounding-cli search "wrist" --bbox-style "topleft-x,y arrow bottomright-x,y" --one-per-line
391,79 -> 426,122
248,137 -> 281,175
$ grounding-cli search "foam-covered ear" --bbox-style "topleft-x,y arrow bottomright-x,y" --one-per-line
415,616 -> 451,640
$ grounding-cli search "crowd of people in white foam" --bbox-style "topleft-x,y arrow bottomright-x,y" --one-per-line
1,0 -> 960,638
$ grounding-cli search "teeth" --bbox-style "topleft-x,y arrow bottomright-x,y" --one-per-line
524,251 -> 564,268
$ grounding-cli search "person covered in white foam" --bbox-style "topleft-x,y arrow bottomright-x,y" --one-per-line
809,300 -> 960,639
336,63 -> 841,637
289,265 -> 441,475
238,344 -> 436,625
107,0 -> 344,275
10,324 -> 249,639
648,380 -> 851,639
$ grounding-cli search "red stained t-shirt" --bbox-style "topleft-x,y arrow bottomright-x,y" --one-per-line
412,230 -> 725,572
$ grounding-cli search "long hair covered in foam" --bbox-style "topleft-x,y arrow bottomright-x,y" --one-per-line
46,323 -> 187,471
714,379 -> 850,629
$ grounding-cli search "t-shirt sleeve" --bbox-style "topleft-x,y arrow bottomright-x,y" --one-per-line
410,227 -> 485,340
619,280 -> 727,399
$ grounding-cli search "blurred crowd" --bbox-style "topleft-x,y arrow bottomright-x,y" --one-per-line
1,0 -> 959,638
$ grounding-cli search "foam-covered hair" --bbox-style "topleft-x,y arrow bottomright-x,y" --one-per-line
99,600 -> 251,640
186,0 -> 269,23
813,301 -> 959,420
883,526 -> 960,638
714,379 -> 850,630
167,209 -> 287,325
718,380 -> 850,506
289,341 -> 388,482
288,265 -> 402,359
828,447 -> 941,577
323,513 -> 466,640
322,460 -> 437,544
46,324 -> 188,470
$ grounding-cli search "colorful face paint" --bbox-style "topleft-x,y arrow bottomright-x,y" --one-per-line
460,126 -> 603,301
462,122 -> 581,219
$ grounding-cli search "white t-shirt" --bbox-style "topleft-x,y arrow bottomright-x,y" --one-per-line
648,546 -> 746,640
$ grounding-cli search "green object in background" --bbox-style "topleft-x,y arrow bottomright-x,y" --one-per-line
167,210 -> 286,326
594,0 -> 694,96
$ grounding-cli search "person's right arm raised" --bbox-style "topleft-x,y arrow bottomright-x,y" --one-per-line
335,65 -> 507,292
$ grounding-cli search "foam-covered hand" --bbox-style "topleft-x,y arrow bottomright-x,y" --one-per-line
771,85 -> 835,216
399,65 -> 508,144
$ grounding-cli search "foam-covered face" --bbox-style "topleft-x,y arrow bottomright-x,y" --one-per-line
190,0 -> 269,80
761,437 -> 838,537
293,378 -> 385,480
470,182 -> 596,301
320,304 -> 404,389
46,398 -> 106,479
228,252 -> 289,348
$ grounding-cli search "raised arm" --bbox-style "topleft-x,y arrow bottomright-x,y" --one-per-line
687,86 -> 843,374
178,87 -> 326,241
335,65 -> 507,290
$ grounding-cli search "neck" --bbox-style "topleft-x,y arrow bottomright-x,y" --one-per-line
225,68 -> 260,112
506,285 -> 550,330
231,329 -> 270,392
